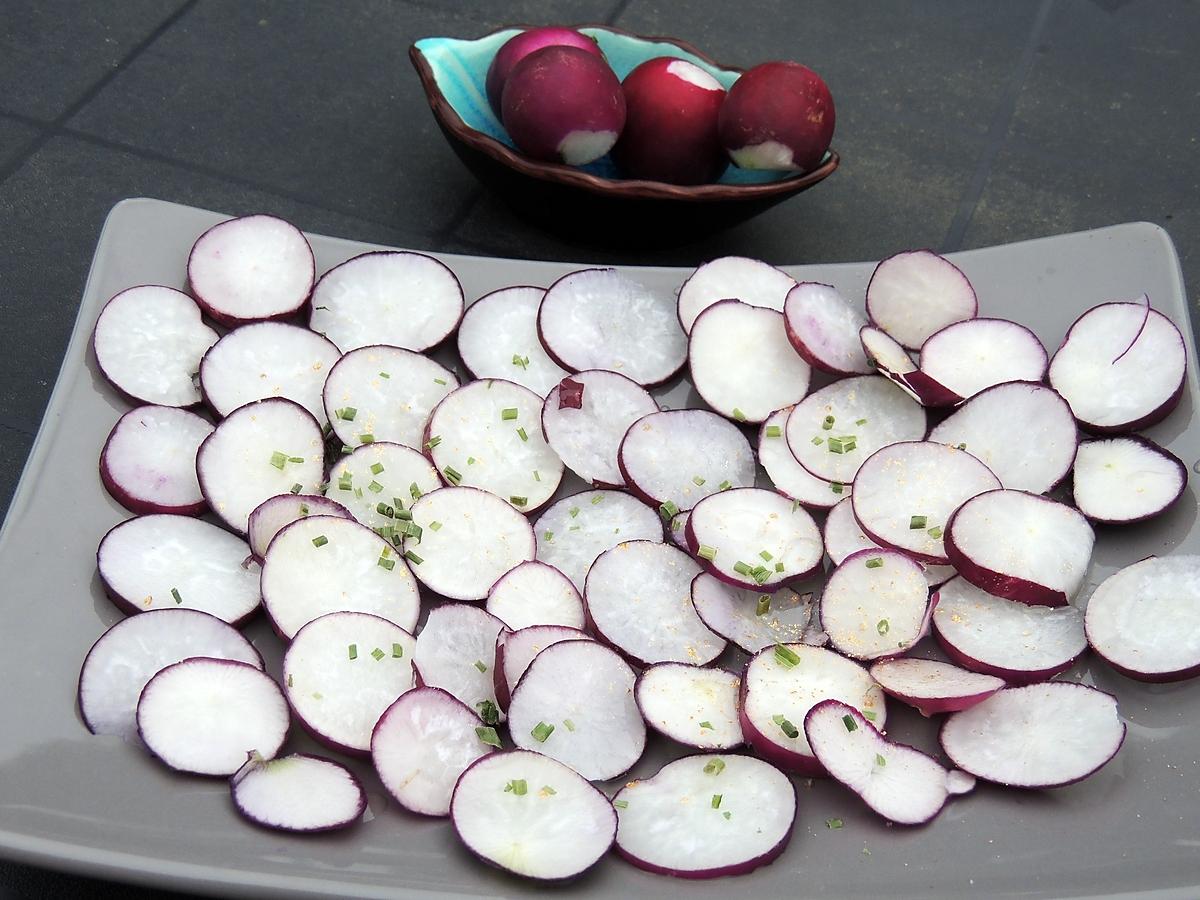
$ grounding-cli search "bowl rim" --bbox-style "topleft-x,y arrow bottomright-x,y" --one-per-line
409,23 -> 840,203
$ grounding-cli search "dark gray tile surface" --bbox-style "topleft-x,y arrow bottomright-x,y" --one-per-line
0,117 -> 42,172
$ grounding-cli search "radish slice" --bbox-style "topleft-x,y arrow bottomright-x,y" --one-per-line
137,658 -> 289,776
740,643 -> 886,774
852,441 -> 1001,564
412,604 -> 507,717
542,371 -> 658,487
918,318 -> 1048,400
247,493 -> 352,562
326,442 -> 441,535
1072,436 -> 1187,524
450,750 -> 616,881
403,487 -> 536,601
231,752 -> 366,833
485,561 -> 585,631
309,251 -> 464,353
944,489 -> 1094,607
635,663 -> 743,750
868,658 -> 1005,717
195,397 -> 325,533
533,490 -> 663,592
585,540 -> 725,666
676,256 -> 796,334
261,515 -> 420,638
784,375 -> 927,486
199,322 -> 340,420
805,700 -> 974,825
283,611 -> 417,755
758,407 -> 847,509
426,379 -> 564,512
100,406 -> 213,515
866,250 -> 977,350
940,682 -> 1125,788
495,625 -> 593,710
820,549 -> 933,661
688,300 -> 811,424
93,285 -> 218,407
859,326 -> 960,407
932,577 -> 1086,683
537,268 -> 687,387
685,487 -> 823,590
928,382 -> 1078,494
187,214 -> 315,326
457,286 -> 567,396
1048,299 -> 1187,433
618,409 -> 755,511
78,609 -> 263,740
667,510 -> 691,548
783,282 -> 873,376
371,686 -> 496,817
1084,555 -> 1200,682
823,498 -> 956,588
506,640 -> 645,780
97,514 -> 260,625
613,754 -> 795,878
322,345 -> 459,451
690,573 -> 821,653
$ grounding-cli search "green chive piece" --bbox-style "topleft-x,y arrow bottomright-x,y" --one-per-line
269,451 -> 288,470
792,499 -> 802,512
591,495 -> 603,504
759,549 -> 774,562
772,714 -> 800,739
337,407 -> 357,421
170,587 -> 182,605
507,779 -> 528,796
359,434 -> 375,444
697,544 -> 718,562
718,480 -> 732,491
300,503 -> 310,515
877,619 -> 890,635
699,721 -> 714,730
569,506 -> 581,518
512,354 -> 529,370
812,435 -> 825,446
376,502 -> 393,517
338,474 -> 353,492
723,811 -> 732,820
693,475 -> 706,486
733,561 -> 753,576
828,437 -> 845,454
774,562 -> 785,572
354,487 -> 363,498
909,515 -> 927,529
927,526 -> 943,539
774,644 -> 801,668
467,456 -> 476,465
517,427 -> 528,442
510,495 -> 528,507
659,500 -> 680,522
287,674 -> 293,687
751,565 -> 770,585
368,480 -> 384,493
404,550 -> 422,565
831,482 -> 844,494
875,753 -> 887,767
711,794 -> 723,809
955,442 -> 967,450
371,647 -> 385,661
289,482 -> 302,494
392,643 -> 404,658
288,455 -> 306,465
540,785 -> 556,796
340,445 -> 353,455
500,407 -> 519,421
732,408 -> 747,422
395,509 -> 413,521
842,714 -> 858,732
865,557 -> 883,569
444,466 -> 462,485
864,709 -> 878,722
533,469 -> 541,482
531,721 -> 555,743
378,556 -> 396,570
312,535 -> 328,548
348,644 -> 358,660
826,818 -> 844,830
429,521 -> 442,532
409,482 -> 422,500
473,659 -> 487,673
475,726 -> 502,748
543,530 -> 554,542
425,435 -> 442,450
703,758 -> 725,775
614,800 -> 628,809
822,415 -> 835,430
856,418 -> 868,426
756,594 -> 771,616
433,377 -> 447,386
379,371 -> 391,379
563,718 -> 576,732
569,525 -> 581,531
765,425 -> 782,438
477,700 -> 500,725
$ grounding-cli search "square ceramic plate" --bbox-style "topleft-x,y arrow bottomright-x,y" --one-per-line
0,198 -> 1197,900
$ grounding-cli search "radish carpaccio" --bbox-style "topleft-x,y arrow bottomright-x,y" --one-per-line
80,210 -> 1195,884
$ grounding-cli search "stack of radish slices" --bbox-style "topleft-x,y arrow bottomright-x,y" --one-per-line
80,213 -> 1193,882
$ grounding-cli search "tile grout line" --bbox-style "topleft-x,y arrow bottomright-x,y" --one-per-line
939,0 -> 1055,253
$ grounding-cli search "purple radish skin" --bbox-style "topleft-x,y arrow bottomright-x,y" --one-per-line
100,405 -> 213,515
486,27 -> 604,116
231,752 -> 366,833
718,61 -> 835,173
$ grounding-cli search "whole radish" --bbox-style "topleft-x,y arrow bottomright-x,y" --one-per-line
485,26 -> 604,117
719,61 -> 834,172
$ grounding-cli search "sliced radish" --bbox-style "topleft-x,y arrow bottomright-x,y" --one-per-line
618,409 -> 755,511
326,442 -> 441,535
412,604 -> 507,717
918,318 -> 1048,400
758,407 -> 847,509
450,750 -> 616,881
322,344 -> 458,451
676,256 -> 796,334
542,371 -> 658,487
585,540 -> 724,666
100,405 -> 213,515
425,379 -> 563,512
783,281 -> 872,376
852,441 -> 1001,564
685,487 -> 823,590
928,382 -> 1078,494
784,375 -> 926,486
820,549 -> 933,661
97,514 -> 259,625
688,300 -> 811,424
136,658 -> 289,776
667,510 -> 691,548
1072,436 -> 1187,524
859,326 -> 961,407
613,754 -> 795,878
805,700 -> 973,825
199,322 -> 340,420
1084,555 -> 1200,682
868,658 -> 1005,717
740,643 -> 885,774
78,609 -> 263,741
866,249 -> 977,350
283,611 -> 416,755
403,487 -> 536,601
247,493 -> 352,562
309,251 -> 464,353
371,686 -> 496,816
537,268 -> 687,387
944,489 -> 1094,607
485,561 -> 585,631
93,285 -> 218,407
187,214 -> 315,326
823,498 -> 955,588
457,285 -> 567,396
506,640 -> 645,780
635,663 -> 743,750
261,515 -> 420,639
940,682 -> 1125,788
690,573 -> 821,653
231,752 -> 366,833
1048,299 -> 1187,433
533,490 -> 663,592
195,397 -> 325,533
495,625 -> 593,710
932,576 -> 1086,683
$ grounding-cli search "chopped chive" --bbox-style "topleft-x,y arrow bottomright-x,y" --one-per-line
511,354 -> 530,370
409,482 -> 422,500
444,466 -> 462,485
473,659 -> 487,673
828,437 -> 845,454
500,407 -> 518,421
368,480 -> 384,493
831,482 -> 845,494
698,544 -> 718,562
533,469 -> 541,482
379,371 -> 390,379
466,456 -> 476,465
506,779 -> 528,796
756,594 -> 771,616
371,647 -> 385,661
429,520 -> 442,532
569,525 -> 581,531
765,425 -> 782,438
751,565 -> 770,585
404,550 -> 423,565
759,549 -> 774,562
540,785 -> 556,796
723,811 -> 732,820
659,500 -> 679,522
354,487 -> 363,498
312,535 -> 328,548
909,515 -> 927,529
340,445 -> 353,455
856,418 -> 868,426
348,644 -> 358,660
875,753 -> 887,767
299,503 -> 310,515
699,721 -> 714,730
826,818 -> 844,830
703,757 -> 725,775
842,438 -> 857,452
392,643 -> 404,658
475,726 -> 502,748
842,714 -> 858,732
711,794 -> 723,809
955,442 -> 967,450
289,482 -> 303,494
287,674 -> 293,687
337,407 -> 357,421
614,799 -> 628,809
395,509 -> 413,521
774,644 -> 801,668
569,506 -> 581,518
359,434 -> 375,444
377,556 -> 396,570
269,451 -> 288,470
543,530 -> 554,542
863,709 -> 877,721
811,435 -> 825,445
288,455 -> 305,464
170,587 -> 182,605
425,435 -> 442,450
927,526 -> 943,539
822,415 -> 835,430
510,495 -> 528,507
732,408 -> 747,422
591,495 -> 603,504
865,557 -> 883,569
531,721 -> 555,743
338,473 -> 354,492
516,426 -> 528,442
563,718 -> 576,732
718,480 -> 732,491
774,562 -> 785,572
477,700 -> 500,725
792,499 -> 802,513
733,561 -> 753,576
377,502 -> 393,517
692,475 -> 706,486
877,619 -> 889,635
433,377 -> 447,386
772,714 -> 799,739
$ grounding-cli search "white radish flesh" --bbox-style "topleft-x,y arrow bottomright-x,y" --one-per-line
690,573 -> 821,653
859,326 -> 960,407
326,442 -> 441,535
486,561 -> 585,631
868,658 -> 1005,717
457,285 -> 567,396
100,405 -> 213,515
820,549 -> 933,661
676,256 -> 796,334
1072,436 -> 1186,524
495,625 -> 593,709
635,663 -> 743,750
918,318 -> 1048,400
231,752 -> 366,833
866,249 -> 977,350
758,407 -> 847,509
412,604 -> 507,717
783,281 -> 873,376
533,490 -> 663,592
823,497 -> 955,588
247,493 -> 352,562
